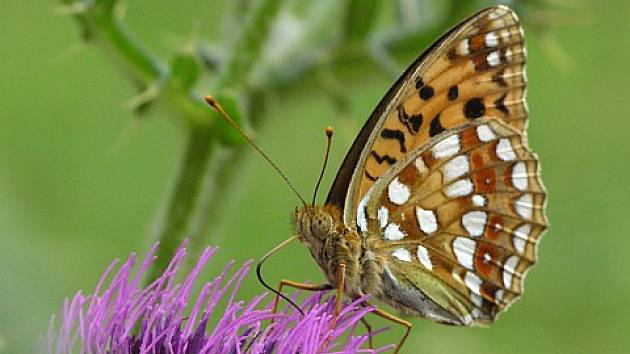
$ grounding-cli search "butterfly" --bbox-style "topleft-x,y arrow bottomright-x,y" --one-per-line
207,5 -> 547,353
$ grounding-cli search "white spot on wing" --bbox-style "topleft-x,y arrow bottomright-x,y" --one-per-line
499,29 -> 509,40
493,18 -> 506,27
388,177 -> 410,205
503,255 -> 520,288
415,157 -> 427,173
485,32 -> 499,47
476,125 -> 496,142
462,211 -> 488,237
444,155 -> 470,182
392,247 -> 412,262
495,289 -> 505,304
417,246 -> 432,270
377,206 -> 389,228
465,271 -> 482,295
446,179 -> 474,198
513,223 -> 532,253
415,207 -> 437,234
512,161 -> 529,191
458,38 -> 470,55
452,269 -> 463,284
515,193 -> 534,219
433,134 -> 460,159
492,221 -> 503,235
497,138 -> 517,161
384,223 -> 406,241
357,195 -> 368,232
472,307 -> 483,319
487,51 -> 500,67
488,10 -> 502,20
453,237 -> 476,270
472,194 -> 486,207
471,293 -> 484,307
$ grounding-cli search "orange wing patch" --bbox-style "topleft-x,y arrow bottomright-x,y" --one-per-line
357,7 -> 527,209
364,119 -> 547,324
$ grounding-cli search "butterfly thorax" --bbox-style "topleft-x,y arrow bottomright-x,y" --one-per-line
295,205 -> 383,299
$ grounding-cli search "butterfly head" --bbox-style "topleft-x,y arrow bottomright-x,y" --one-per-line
295,205 -> 342,243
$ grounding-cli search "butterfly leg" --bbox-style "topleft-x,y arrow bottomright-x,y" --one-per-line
320,262 -> 347,351
272,279 -> 333,314
333,262 -> 346,318
367,305 -> 412,354
360,317 -> 374,349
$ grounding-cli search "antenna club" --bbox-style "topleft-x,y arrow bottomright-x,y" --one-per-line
312,125 -> 334,206
325,126 -> 333,137
203,95 -> 216,105
203,95 -> 220,110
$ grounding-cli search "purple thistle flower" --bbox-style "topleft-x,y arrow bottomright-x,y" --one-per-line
42,241 -> 393,354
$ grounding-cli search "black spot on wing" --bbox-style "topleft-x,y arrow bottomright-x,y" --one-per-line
492,69 -> 508,87
364,170 -> 377,182
381,128 -> 407,153
494,93 -> 509,115
415,77 -> 424,89
429,113 -> 445,137
409,114 -> 423,133
448,85 -> 459,101
397,106 -> 423,135
464,97 -> 485,119
397,105 -> 408,122
370,151 -> 397,165
419,85 -> 435,100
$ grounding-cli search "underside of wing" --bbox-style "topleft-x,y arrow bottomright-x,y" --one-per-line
362,119 -> 547,325
326,6 -> 528,230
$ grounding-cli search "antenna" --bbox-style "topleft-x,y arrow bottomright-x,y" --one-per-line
311,127 -> 333,206
204,95 -> 307,207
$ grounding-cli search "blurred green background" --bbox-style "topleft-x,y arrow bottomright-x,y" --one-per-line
1,0 -> 629,353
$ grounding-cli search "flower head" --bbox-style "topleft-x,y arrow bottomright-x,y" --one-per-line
42,241 -> 392,354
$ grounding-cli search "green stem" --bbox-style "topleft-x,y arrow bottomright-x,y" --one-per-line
59,1 -> 219,278
97,16 -> 165,85
189,144 -> 248,257
215,0 -> 285,90
59,0 -> 166,87
150,125 -> 215,279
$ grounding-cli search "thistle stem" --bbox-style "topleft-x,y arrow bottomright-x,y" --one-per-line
150,125 -> 215,279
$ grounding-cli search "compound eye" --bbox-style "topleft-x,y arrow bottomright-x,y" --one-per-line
311,213 -> 332,238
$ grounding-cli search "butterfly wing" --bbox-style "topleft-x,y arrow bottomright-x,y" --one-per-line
327,6 -> 528,230
363,119 -> 547,325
